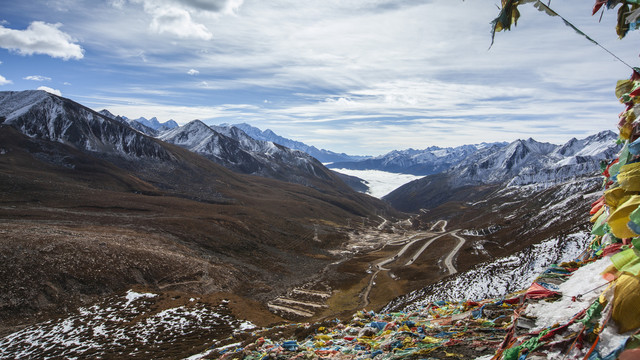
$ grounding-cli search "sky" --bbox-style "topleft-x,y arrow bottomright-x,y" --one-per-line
0,0 -> 638,156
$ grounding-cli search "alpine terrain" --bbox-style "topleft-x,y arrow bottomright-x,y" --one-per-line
231,123 -> 364,164
0,89 -> 637,360
328,143 -> 507,176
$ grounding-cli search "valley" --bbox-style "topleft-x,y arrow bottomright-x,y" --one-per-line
0,90 -> 625,359
0,207 -> 506,359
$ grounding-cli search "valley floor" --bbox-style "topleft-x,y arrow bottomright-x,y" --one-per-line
0,215 -> 521,359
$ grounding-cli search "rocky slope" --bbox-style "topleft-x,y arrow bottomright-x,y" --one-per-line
159,120 -> 348,188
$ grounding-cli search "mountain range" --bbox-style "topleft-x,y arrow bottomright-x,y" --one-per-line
231,123 -> 365,163
384,131 -> 619,212
158,120 -> 344,188
0,90 -> 396,327
0,90 -> 625,359
328,143 -> 507,176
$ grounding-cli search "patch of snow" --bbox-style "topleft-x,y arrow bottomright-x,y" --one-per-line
524,257 -> 611,331
124,290 -> 157,308
237,320 -> 256,331
598,322 -> 634,357
474,356 -> 494,360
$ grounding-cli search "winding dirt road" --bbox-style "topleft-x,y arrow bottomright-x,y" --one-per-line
361,220 -> 466,308
444,231 -> 466,275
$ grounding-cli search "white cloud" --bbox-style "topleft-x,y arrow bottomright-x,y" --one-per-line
122,0 -> 243,41
24,75 -> 52,81
148,5 -> 212,40
0,21 -> 84,60
0,75 -> 11,85
187,68 -> 199,75
63,82 -> 72,86
110,0 -> 126,9
37,86 -> 62,96
144,0 -> 243,14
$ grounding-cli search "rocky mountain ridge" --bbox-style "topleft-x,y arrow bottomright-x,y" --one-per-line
0,91 -> 171,160
158,120 -> 346,188
385,131 -> 620,212
450,131 -> 619,187
231,122 -> 365,163
328,142 -> 508,176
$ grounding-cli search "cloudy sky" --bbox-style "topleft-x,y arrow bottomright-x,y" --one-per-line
0,0 -> 638,155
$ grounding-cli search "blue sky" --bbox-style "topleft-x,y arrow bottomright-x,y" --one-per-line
0,0 -> 638,155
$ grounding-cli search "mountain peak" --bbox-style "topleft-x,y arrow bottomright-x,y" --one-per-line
130,116 -> 179,131
99,109 -> 117,119
0,90 -> 171,159
0,90 -> 56,121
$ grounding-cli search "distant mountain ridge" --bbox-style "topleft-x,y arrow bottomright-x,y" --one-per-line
328,143 -> 508,176
132,116 -> 178,131
231,123 -> 366,163
384,131 -> 620,212
449,131 -> 618,187
97,109 -> 364,189
98,110 -> 177,135
159,120 -> 343,188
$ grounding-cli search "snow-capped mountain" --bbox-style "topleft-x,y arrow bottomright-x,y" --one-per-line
159,120 -> 342,187
450,131 -> 619,187
0,90 -> 170,160
328,143 -> 508,176
99,109 -> 159,136
231,123 -> 364,163
132,116 -> 178,131
385,131 -> 619,212
98,110 -> 178,134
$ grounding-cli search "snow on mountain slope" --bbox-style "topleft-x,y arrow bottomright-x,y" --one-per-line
133,116 -> 178,131
451,131 -> 618,187
159,120 -> 225,155
231,123 -> 363,163
0,290 -> 253,359
328,143 -> 508,176
159,120 -> 339,186
384,231 -> 591,312
0,90 -> 170,160
209,124 -> 284,156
